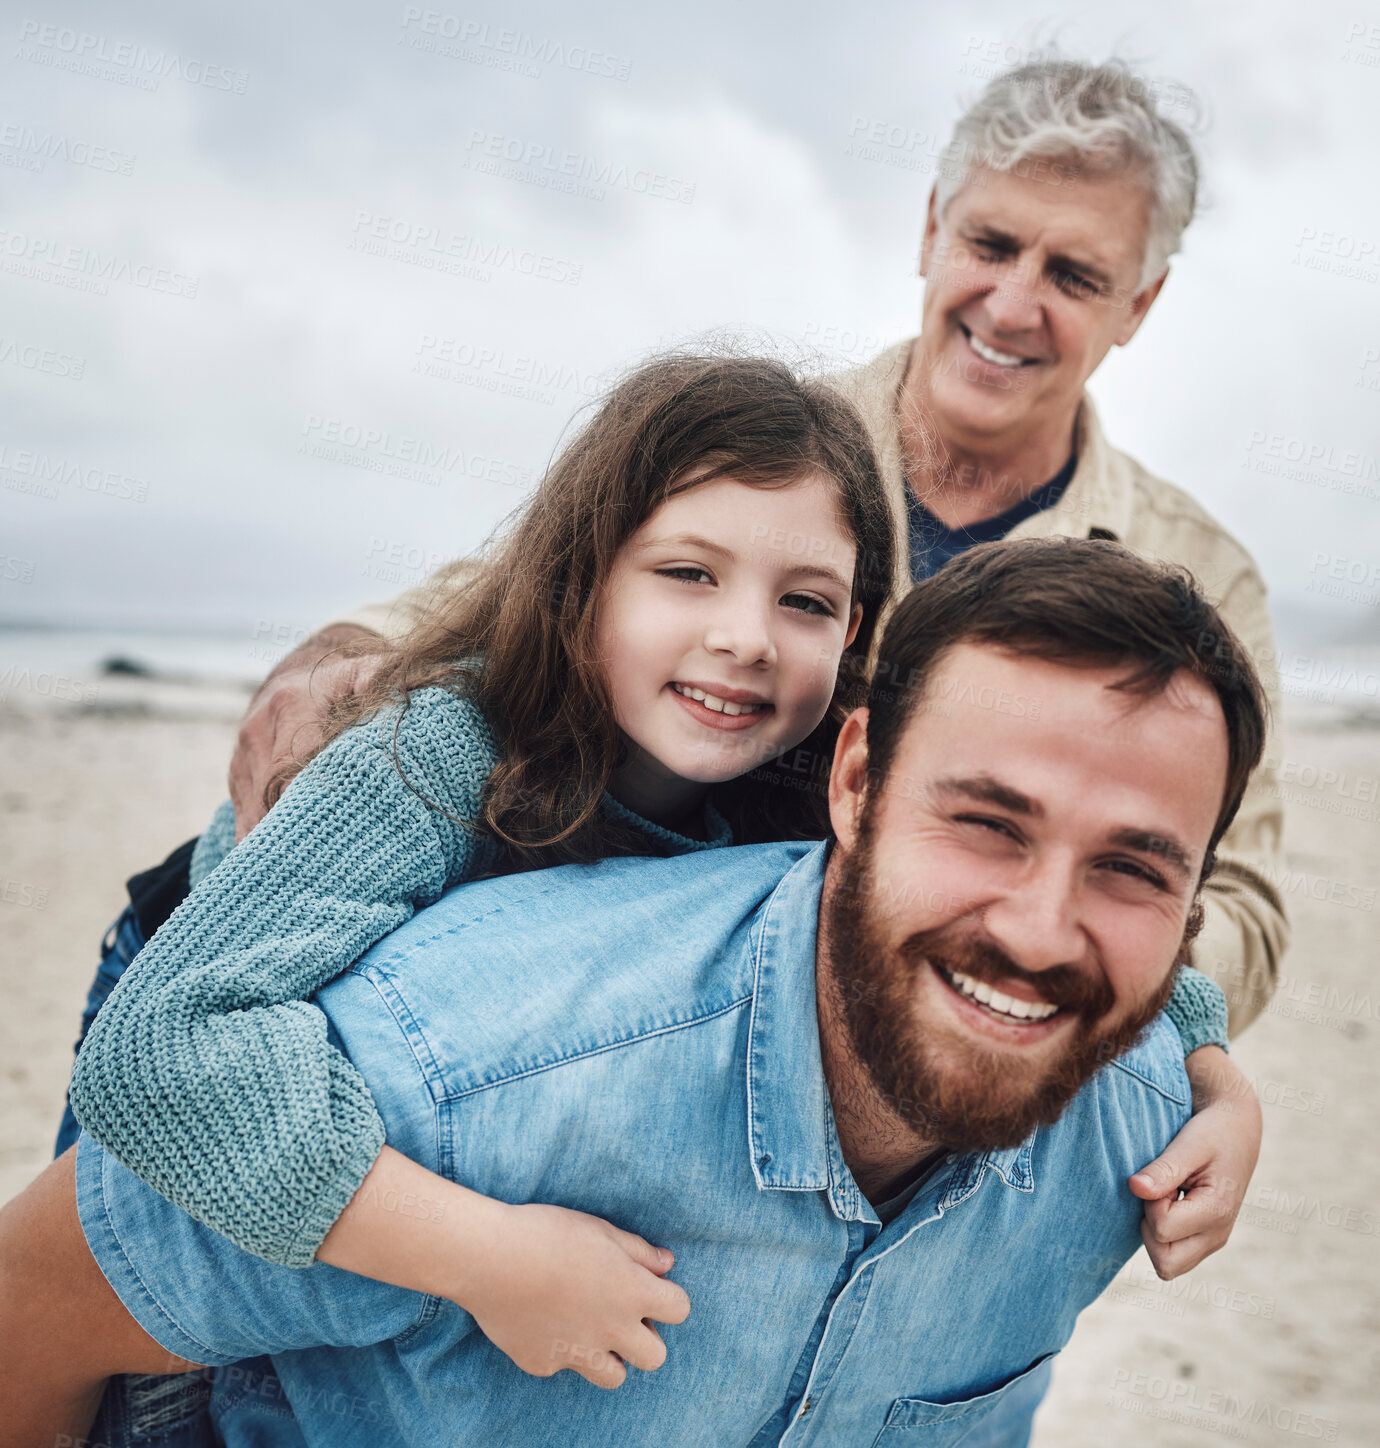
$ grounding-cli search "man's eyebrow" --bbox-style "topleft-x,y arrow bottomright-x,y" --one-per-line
637,533 -> 853,592
1107,828 -> 1195,881
966,223 -> 1021,248
933,774 -> 1044,817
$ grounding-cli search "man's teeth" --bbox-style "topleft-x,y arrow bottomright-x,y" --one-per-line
671,683 -> 765,717
941,966 -> 1059,1022
966,332 -> 1027,367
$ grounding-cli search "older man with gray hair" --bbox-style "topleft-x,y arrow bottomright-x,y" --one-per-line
825,60 -> 1286,1049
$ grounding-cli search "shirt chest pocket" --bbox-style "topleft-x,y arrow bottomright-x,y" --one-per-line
870,1352 -> 1056,1447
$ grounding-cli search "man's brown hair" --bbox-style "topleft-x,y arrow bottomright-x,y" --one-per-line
864,536 -> 1267,878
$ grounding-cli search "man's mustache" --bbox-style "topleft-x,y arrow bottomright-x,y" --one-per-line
897,927 -> 1116,1022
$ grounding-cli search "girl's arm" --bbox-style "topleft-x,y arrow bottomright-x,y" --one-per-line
1162,964 -> 1230,1058
71,684 -> 691,1384
69,687 -> 504,1267
1129,969 -> 1262,1277
318,1147 -> 691,1389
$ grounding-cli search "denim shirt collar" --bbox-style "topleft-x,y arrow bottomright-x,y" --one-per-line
985,1138 -> 1036,1191
744,840 -> 1036,1215
745,841 -> 836,1195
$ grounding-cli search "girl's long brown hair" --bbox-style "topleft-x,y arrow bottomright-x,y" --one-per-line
277,352 -> 896,867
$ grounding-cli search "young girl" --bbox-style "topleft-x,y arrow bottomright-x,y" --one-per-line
69,352 -> 895,1385
69,352 -> 1239,1396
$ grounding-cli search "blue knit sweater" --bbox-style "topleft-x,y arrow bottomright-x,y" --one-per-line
69,684 -> 1227,1269
69,686 -> 731,1267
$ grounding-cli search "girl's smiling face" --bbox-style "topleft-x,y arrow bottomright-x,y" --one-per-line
595,470 -> 863,821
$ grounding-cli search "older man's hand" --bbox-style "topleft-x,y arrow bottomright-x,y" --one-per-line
1128,1045 -> 1263,1278
229,624 -> 382,839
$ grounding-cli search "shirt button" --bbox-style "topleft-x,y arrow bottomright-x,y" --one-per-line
798,1398 -> 813,1418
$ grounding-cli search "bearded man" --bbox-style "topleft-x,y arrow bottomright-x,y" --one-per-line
3,537 -> 1267,1448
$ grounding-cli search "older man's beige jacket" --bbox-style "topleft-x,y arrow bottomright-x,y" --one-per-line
338,339 -> 1288,1034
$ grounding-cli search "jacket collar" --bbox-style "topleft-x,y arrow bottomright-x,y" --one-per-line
1028,390 -> 1134,545
743,840 -> 1037,1216
854,337 -> 1134,557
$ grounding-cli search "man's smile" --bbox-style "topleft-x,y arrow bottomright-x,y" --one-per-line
929,959 -> 1070,1043
957,322 -> 1042,370
937,962 -> 1060,1020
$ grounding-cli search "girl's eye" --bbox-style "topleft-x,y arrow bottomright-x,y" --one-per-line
656,566 -> 713,585
781,592 -> 834,617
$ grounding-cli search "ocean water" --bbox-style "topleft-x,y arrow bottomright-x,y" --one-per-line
1,624 -> 1377,726
0,625 -> 283,693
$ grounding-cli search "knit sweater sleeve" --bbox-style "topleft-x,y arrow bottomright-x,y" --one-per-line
1164,965 -> 1230,1056
69,686 -> 502,1268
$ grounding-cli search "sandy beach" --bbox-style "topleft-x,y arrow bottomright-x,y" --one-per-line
1,669 -> 1376,1445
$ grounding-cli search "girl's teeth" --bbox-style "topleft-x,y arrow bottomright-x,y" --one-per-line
672,684 -> 763,715
941,965 -> 1058,1022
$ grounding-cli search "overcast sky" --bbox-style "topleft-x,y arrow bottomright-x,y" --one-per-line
1,0 -> 1377,649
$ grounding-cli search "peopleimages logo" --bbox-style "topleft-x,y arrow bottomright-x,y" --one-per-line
0,443 -> 151,502
0,665 -> 99,706
348,211 -> 583,287
0,228 -> 198,299
15,20 -> 250,93
0,554 -> 37,584
398,8 -> 632,82
299,416 -> 534,490
1107,1370 -> 1339,1442
0,120 -> 136,176
0,333 -> 85,380
413,335 -> 603,407
463,130 -> 695,205
1240,429 -> 1380,503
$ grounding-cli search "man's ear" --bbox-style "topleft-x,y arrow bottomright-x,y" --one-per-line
828,708 -> 871,850
1114,267 -> 1169,347
918,186 -> 941,278
1172,896 -> 1207,971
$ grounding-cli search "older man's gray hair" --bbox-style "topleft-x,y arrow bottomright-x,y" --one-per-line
935,59 -> 1200,291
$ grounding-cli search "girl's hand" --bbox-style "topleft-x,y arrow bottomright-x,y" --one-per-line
320,1147 -> 690,1389
320,1146 -> 689,1384
1127,1045 -> 1262,1279
461,1201 -> 691,1389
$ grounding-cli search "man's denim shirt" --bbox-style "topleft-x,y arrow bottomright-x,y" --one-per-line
77,840 -> 1191,1448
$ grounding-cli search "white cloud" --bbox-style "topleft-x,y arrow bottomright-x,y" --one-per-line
1,0 -> 1376,648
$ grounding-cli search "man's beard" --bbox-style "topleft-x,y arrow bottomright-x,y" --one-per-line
823,819 -> 1184,1153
